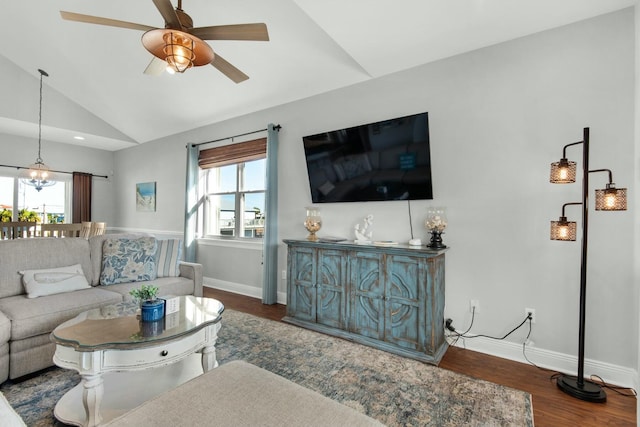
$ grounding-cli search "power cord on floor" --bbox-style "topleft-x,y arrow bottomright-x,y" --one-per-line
589,375 -> 637,397
446,309 -> 639,397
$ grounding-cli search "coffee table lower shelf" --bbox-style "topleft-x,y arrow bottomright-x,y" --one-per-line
54,353 -> 203,426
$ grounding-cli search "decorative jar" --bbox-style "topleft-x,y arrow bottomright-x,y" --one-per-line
425,207 -> 447,249
304,207 -> 322,241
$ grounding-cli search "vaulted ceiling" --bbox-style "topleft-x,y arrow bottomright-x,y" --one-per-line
0,0 -> 635,151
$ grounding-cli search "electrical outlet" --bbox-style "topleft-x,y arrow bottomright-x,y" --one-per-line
281,270 -> 287,280
525,308 -> 536,323
525,340 -> 535,347
470,299 -> 480,313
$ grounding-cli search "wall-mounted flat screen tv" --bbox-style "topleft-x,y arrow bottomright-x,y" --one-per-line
302,112 -> 433,203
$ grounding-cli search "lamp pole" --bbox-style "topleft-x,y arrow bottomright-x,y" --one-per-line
556,127 -> 606,402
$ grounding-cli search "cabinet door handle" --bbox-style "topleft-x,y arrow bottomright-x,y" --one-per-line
161,350 -> 168,357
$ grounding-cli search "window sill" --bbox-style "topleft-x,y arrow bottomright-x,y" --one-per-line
197,237 -> 263,251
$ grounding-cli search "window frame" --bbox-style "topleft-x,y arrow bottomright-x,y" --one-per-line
201,159 -> 266,240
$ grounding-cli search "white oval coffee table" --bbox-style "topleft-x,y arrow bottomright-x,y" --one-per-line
50,296 -> 224,427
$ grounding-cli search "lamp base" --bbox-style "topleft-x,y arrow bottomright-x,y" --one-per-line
556,374 -> 606,403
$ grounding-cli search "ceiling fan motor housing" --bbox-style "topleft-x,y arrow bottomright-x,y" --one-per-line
172,8 -> 193,31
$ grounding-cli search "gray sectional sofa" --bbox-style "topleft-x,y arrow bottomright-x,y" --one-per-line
0,233 -> 202,382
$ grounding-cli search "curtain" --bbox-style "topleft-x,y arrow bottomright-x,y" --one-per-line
184,144 -> 199,262
72,172 -> 92,222
261,124 -> 279,304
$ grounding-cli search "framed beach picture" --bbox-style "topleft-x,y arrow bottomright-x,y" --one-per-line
136,182 -> 156,212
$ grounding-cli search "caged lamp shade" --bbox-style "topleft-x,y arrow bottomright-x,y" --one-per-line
595,184 -> 627,211
550,217 -> 577,241
550,158 -> 577,184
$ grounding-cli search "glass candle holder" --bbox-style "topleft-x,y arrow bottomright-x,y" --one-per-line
304,207 -> 322,241
425,207 -> 447,249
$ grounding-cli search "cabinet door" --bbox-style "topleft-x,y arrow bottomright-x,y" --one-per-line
385,255 -> 424,351
288,246 -> 316,322
349,251 -> 385,340
316,249 -> 347,329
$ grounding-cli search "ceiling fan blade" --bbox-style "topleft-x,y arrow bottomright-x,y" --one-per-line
152,0 -> 182,29
60,11 -> 155,31
143,57 -> 167,76
192,23 -> 269,41
211,54 -> 249,83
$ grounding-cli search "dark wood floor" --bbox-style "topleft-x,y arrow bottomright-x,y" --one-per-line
204,288 -> 637,427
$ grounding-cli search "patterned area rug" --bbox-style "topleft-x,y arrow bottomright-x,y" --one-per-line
1,309 -> 533,426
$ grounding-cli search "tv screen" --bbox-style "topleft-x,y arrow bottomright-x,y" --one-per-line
302,112 -> 433,203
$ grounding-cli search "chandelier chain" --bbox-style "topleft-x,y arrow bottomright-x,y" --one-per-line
36,69 -> 48,164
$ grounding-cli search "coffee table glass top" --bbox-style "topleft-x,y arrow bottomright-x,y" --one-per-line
51,296 -> 224,350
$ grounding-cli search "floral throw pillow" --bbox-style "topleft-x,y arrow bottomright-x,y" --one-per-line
100,237 -> 158,285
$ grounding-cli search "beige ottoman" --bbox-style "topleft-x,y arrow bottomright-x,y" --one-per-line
106,360 -> 382,427
0,391 -> 26,427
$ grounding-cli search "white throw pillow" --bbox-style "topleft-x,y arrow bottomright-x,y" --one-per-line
20,264 -> 90,299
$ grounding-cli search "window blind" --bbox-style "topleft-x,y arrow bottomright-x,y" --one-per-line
198,138 -> 267,169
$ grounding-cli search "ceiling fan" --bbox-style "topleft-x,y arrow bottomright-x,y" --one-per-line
60,0 -> 269,83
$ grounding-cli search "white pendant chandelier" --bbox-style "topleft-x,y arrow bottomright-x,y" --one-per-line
22,69 -> 55,192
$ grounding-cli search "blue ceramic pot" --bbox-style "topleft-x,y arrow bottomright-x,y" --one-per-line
140,299 -> 165,322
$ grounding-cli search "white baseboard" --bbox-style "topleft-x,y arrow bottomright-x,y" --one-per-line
450,336 -> 638,390
204,276 -> 637,390
203,277 -> 287,305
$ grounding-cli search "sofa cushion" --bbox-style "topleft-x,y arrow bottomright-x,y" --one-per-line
100,237 -> 158,286
156,239 -> 183,278
100,277 -> 195,302
0,288 -> 122,341
89,233 -> 151,286
20,264 -> 90,298
0,238 -> 92,298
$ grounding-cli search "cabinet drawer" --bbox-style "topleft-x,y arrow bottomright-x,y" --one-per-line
103,329 -> 205,370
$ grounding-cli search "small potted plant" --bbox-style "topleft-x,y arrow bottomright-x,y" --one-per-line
130,284 -> 164,322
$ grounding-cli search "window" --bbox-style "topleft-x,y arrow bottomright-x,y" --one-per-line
199,138 -> 266,239
0,173 -> 71,223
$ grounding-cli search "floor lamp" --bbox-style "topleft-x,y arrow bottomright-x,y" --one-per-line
549,127 -> 627,402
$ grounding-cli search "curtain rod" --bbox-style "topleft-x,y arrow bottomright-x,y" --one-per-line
0,164 -> 108,179
190,124 -> 282,148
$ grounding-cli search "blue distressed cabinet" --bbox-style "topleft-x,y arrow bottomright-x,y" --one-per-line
283,239 -> 447,365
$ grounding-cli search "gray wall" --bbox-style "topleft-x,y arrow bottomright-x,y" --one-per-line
112,9 -> 637,375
